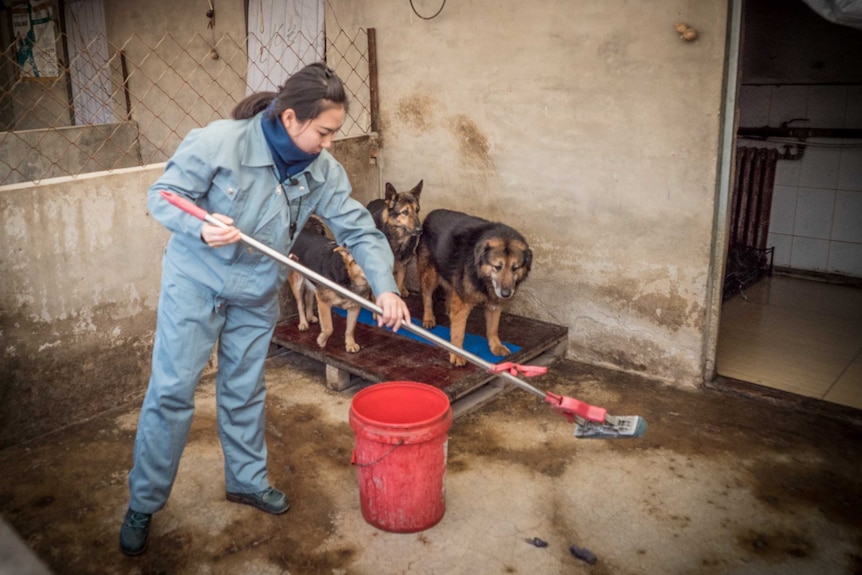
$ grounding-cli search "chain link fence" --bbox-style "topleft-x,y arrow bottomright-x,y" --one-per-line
0,27 -> 376,186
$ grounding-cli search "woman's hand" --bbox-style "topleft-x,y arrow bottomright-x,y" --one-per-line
201,214 -> 241,247
374,292 -> 411,333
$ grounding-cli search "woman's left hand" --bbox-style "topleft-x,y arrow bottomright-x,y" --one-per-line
375,292 -> 411,333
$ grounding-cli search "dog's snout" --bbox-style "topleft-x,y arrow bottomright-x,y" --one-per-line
493,281 -> 515,299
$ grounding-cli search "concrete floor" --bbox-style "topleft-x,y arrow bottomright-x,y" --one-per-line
2,350 -> 861,575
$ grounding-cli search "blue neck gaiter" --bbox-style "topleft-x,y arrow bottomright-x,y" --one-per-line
260,101 -> 319,183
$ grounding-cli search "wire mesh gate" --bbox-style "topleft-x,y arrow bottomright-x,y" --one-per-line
0,27 -> 378,186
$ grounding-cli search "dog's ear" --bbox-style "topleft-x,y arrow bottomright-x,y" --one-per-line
522,247 -> 533,272
384,183 -> 397,206
331,247 -> 353,287
410,179 -> 423,201
474,239 -> 492,267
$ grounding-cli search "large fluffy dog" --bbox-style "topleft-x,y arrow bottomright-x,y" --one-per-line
287,222 -> 371,353
366,180 -> 423,296
417,208 -> 532,366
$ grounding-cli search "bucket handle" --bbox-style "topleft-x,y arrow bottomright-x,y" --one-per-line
350,440 -> 405,467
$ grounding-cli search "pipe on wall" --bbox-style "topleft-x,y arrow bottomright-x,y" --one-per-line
737,126 -> 862,138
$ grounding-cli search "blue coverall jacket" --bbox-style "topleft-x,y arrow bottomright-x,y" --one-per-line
128,112 -> 398,513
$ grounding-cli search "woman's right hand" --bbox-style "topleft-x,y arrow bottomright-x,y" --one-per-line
374,291 -> 411,333
201,213 -> 241,247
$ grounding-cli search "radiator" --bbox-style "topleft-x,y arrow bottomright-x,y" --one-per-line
729,146 -> 780,251
724,146 -> 779,300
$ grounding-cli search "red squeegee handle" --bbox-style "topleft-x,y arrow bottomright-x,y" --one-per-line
544,391 -> 607,423
161,190 -> 209,221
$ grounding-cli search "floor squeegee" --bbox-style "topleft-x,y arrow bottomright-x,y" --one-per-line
160,190 -> 647,439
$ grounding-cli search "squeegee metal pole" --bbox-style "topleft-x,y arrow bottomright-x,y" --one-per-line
161,191 -> 547,400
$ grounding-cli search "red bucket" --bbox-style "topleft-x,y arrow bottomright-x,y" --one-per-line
349,381 -> 453,533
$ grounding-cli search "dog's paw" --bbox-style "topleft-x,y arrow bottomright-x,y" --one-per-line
309,315 -> 319,324
490,343 -> 511,356
298,321 -> 309,332
346,341 -> 361,353
422,318 -> 437,329
401,289 -> 410,298
316,334 -> 330,348
449,353 -> 468,367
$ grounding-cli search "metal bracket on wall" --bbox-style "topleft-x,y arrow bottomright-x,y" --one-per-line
368,134 -> 380,165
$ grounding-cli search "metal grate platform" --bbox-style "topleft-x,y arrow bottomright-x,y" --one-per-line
271,295 -> 568,417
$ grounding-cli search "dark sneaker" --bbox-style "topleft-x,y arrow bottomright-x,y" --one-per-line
119,509 -> 151,556
226,486 -> 290,515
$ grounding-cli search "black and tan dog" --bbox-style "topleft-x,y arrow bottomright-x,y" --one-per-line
366,180 -> 423,296
417,208 -> 532,366
288,221 -> 371,353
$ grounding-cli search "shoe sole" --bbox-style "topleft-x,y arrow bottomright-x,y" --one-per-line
226,493 -> 290,515
119,540 -> 148,557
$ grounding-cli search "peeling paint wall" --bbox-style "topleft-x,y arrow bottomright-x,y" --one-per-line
0,167 -> 167,448
327,0 -> 729,386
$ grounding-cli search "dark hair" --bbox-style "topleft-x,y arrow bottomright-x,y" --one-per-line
231,62 -> 349,121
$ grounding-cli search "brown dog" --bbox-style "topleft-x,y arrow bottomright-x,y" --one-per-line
366,180 -> 423,296
417,209 -> 532,366
287,224 -> 371,353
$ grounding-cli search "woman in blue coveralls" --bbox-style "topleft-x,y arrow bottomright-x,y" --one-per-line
119,62 -> 410,556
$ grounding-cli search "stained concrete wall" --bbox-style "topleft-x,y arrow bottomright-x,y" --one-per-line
0,167 -> 167,448
327,0 -> 730,385
332,135 -> 382,205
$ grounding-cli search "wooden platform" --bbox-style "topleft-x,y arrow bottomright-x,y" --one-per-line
271,295 -> 568,417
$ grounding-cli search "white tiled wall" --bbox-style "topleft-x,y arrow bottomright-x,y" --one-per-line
737,84 -> 862,278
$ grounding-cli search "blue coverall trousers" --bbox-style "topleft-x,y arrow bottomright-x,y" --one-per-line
127,273 -> 278,514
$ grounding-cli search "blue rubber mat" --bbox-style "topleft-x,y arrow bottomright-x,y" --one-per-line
333,307 -> 521,363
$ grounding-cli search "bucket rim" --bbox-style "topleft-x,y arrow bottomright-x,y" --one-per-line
350,381 -> 451,429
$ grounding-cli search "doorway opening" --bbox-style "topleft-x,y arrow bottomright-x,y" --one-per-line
715,0 -> 862,411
